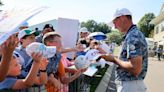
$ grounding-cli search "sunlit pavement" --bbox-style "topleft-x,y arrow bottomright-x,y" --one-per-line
145,57 -> 164,92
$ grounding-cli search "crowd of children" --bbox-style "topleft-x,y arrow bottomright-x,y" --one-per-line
0,24 -> 111,92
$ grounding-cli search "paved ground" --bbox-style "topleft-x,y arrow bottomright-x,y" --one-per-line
145,57 -> 164,92
95,64 -> 116,92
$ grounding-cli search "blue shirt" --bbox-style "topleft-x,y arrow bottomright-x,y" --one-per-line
35,35 -> 43,43
15,46 -> 33,79
0,77 -> 17,91
0,76 -> 36,92
76,51 -> 86,57
116,25 -> 148,81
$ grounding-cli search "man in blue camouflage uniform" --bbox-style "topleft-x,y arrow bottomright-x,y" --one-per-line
100,8 -> 148,92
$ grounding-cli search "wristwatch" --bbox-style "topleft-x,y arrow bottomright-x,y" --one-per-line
40,69 -> 47,72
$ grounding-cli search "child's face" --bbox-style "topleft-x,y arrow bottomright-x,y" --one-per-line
48,36 -> 62,50
42,28 -> 53,35
76,43 -> 85,51
89,40 -> 99,49
22,34 -> 36,47
80,32 -> 89,38
8,56 -> 21,76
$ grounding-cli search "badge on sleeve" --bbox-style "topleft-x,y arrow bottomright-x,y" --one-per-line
129,44 -> 135,51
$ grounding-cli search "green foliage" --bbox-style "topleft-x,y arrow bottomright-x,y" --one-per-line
137,13 -> 155,37
107,30 -> 123,45
96,23 -> 111,34
81,20 -> 111,34
81,20 -> 97,32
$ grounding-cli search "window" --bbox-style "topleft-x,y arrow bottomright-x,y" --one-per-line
162,25 -> 164,32
162,6 -> 164,13
155,26 -> 159,34
161,21 -> 164,31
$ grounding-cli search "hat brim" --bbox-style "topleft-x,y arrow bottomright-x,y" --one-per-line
29,31 -> 39,37
93,35 -> 107,40
79,30 -> 89,33
33,31 -> 39,36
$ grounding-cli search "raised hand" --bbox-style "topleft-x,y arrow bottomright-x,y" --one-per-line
0,33 -> 19,57
39,57 -> 48,70
79,68 -> 87,73
48,74 -> 61,90
31,52 -> 43,63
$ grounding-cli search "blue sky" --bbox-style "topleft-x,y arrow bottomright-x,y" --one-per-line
1,0 -> 163,25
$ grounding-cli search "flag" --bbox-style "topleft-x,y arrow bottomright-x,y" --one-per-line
0,6 -> 48,45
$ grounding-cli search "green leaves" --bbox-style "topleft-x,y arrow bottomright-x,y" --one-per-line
81,20 -> 111,34
107,30 -> 123,45
137,13 -> 155,37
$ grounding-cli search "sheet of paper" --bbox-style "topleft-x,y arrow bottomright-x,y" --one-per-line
68,65 -> 98,77
83,66 -> 98,77
68,65 -> 76,69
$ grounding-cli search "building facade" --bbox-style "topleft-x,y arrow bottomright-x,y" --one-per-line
150,4 -> 164,48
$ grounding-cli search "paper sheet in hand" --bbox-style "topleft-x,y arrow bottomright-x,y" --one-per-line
68,65 -> 98,77
0,6 -> 47,45
68,65 -> 76,69
106,61 -> 114,66
83,66 -> 98,77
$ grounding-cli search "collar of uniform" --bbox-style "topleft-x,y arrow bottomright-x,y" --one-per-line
122,24 -> 136,40
16,46 -> 22,50
17,45 -> 26,51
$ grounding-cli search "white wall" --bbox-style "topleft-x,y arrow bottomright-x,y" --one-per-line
57,18 -> 79,58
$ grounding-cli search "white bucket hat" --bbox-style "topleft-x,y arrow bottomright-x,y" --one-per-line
26,42 -> 56,58
85,49 -> 106,68
87,32 -> 106,40
74,55 -> 91,69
